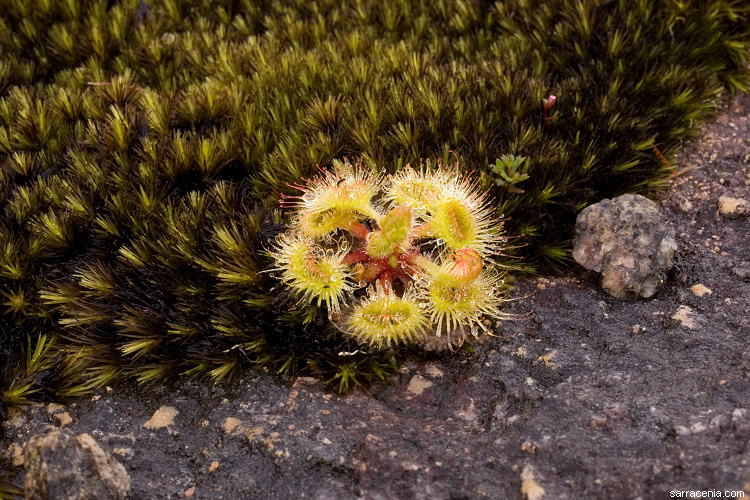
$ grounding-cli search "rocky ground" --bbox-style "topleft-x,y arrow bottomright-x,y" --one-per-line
2,93 -> 750,500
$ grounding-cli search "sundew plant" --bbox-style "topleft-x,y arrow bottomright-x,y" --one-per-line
270,158 -> 511,351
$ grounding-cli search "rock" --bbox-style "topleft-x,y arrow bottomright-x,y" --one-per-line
560,293 -> 575,307
223,417 -> 243,435
731,263 -> 750,280
672,305 -> 697,329
24,426 -> 130,500
717,196 -> 749,219
11,442 -> 24,466
673,195 -> 693,213
405,375 -> 433,399
143,405 -> 178,429
520,465 -> 545,500
572,194 -> 677,299
689,284 -> 712,297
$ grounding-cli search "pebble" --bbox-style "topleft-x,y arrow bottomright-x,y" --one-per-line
11,442 -> 24,466
223,417 -> 243,434
690,284 -> 712,297
143,406 -> 179,429
55,413 -> 73,427
731,265 -> 750,280
520,465 -> 545,500
717,195 -> 749,218
406,375 -> 433,398
46,403 -> 65,414
672,306 -> 697,329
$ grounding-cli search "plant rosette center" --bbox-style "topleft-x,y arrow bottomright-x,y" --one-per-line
270,158 -> 511,350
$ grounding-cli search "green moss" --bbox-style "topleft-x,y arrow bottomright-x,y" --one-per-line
0,0 -> 748,408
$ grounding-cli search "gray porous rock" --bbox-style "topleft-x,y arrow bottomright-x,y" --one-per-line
572,194 -> 677,299
24,425 -> 131,500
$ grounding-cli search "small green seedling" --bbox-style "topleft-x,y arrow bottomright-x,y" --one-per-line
270,158 -> 511,350
491,155 -> 530,193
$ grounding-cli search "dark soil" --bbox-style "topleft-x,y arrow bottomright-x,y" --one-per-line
2,93 -> 749,500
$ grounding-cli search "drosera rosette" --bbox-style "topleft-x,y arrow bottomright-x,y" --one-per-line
267,157 -> 514,351
412,248 -> 511,350
340,280 -> 428,349
384,162 -> 506,258
281,159 -> 382,240
268,231 -> 354,312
